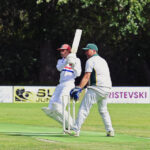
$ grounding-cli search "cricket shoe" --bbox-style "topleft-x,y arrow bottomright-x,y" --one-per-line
106,130 -> 115,137
41,107 -> 51,115
63,129 -> 71,135
64,130 -> 80,137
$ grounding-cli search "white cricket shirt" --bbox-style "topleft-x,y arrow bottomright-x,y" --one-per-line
56,58 -> 81,83
85,54 -> 112,88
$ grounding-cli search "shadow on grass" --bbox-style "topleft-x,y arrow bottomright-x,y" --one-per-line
0,132 -> 68,137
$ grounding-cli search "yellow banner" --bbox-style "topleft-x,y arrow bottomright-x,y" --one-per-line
14,86 -> 55,103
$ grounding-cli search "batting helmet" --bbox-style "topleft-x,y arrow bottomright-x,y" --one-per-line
57,44 -> 71,52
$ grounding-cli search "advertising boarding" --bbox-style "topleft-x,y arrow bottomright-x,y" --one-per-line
13,86 -> 55,103
0,86 -> 13,103
107,87 -> 150,103
0,86 -> 149,103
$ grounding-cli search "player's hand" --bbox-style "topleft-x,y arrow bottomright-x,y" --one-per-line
70,86 -> 82,101
67,57 -> 76,67
66,53 -> 76,60
66,53 -> 77,67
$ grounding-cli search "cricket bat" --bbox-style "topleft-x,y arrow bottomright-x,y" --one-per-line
71,29 -> 82,54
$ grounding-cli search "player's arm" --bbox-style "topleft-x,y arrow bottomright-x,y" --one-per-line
66,54 -> 82,76
72,58 -> 82,77
56,59 -> 67,71
79,72 -> 91,89
79,59 -> 92,89
70,72 -> 91,101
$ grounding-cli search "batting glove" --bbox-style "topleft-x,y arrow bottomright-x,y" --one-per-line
70,86 -> 82,101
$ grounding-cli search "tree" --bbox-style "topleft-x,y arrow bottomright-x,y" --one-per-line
0,0 -> 150,85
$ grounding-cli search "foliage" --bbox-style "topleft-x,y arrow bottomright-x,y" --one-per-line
0,0 -> 150,85
36,0 -> 150,36
80,0 -> 149,35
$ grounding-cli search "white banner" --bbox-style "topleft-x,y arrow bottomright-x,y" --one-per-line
0,86 -> 150,103
14,86 -> 56,103
0,86 -> 13,103
107,87 -> 150,103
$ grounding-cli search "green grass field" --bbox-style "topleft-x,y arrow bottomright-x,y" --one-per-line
0,102 -> 150,150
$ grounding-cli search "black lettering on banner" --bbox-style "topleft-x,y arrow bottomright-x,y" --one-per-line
47,89 -> 52,97
37,89 -> 46,97
37,89 -> 53,98
36,97 -> 49,102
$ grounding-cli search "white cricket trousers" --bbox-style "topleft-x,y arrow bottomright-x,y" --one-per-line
48,81 -> 75,128
74,88 -> 114,133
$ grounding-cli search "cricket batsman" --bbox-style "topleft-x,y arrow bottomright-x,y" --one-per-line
42,44 -> 81,129
70,43 -> 114,137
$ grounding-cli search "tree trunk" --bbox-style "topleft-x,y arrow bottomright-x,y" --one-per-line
39,40 -> 58,85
